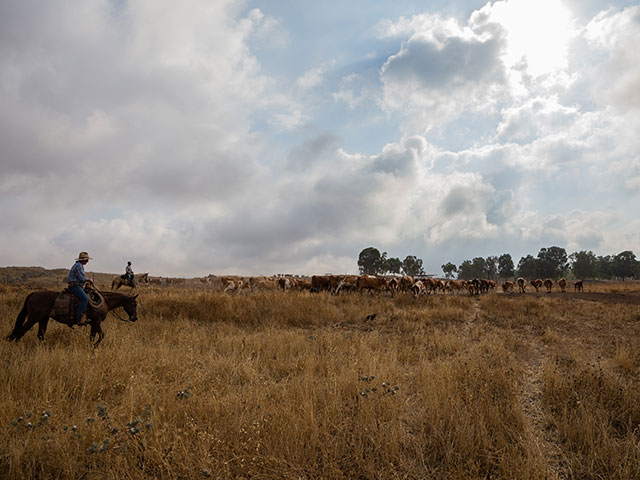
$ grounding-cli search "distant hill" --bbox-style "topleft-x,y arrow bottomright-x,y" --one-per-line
0,266 -> 117,289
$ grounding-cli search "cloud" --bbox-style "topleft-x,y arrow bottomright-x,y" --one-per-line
378,11 -> 508,134
295,61 -> 335,90
0,1 -> 638,277
583,6 -> 640,111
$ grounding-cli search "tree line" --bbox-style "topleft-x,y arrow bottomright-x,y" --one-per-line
358,246 -> 639,281
452,247 -> 639,281
357,247 -> 426,276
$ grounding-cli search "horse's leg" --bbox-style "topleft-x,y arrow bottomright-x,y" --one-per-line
89,322 -> 98,343
90,323 -> 104,347
14,314 -> 42,341
37,318 -> 50,341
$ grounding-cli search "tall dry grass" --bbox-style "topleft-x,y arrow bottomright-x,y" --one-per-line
1,285 -> 639,479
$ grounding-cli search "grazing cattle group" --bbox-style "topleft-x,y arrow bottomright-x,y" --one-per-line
196,273 -> 505,297
144,272 -> 586,298
499,277 -> 581,294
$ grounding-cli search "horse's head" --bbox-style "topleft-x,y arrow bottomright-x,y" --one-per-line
123,293 -> 139,322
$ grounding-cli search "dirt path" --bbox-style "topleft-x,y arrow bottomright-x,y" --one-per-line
518,337 -> 569,479
470,297 -> 570,478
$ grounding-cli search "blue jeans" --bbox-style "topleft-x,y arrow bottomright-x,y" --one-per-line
68,284 -> 88,323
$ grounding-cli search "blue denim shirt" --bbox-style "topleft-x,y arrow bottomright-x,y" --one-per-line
67,261 -> 88,285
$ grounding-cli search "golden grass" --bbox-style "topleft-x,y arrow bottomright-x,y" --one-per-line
2,285 -> 640,479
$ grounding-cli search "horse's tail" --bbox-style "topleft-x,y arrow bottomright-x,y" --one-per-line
7,293 -> 33,341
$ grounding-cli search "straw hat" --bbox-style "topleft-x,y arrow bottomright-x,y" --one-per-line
76,251 -> 92,261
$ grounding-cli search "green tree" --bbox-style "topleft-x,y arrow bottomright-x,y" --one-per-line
441,262 -> 458,279
569,250 -> 597,279
536,246 -> 568,279
457,260 -> 474,280
517,255 -> 538,279
402,256 -> 425,276
485,256 -> 498,280
498,253 -> 515,279
595,255 -> 613,279
358,247 -> 383,275
471,257 -> 487,278
386,257 -> 403,275
612,251 -> 637,280
458,257 -> 486,279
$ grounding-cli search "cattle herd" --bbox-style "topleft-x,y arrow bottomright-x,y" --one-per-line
182,274 -> 585,297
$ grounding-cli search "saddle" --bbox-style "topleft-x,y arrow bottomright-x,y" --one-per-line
54,287 -> 107,323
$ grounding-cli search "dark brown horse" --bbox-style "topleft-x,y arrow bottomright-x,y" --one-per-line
7,290 -> 138,347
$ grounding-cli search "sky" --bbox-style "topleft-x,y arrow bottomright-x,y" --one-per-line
1,0 -> 639,277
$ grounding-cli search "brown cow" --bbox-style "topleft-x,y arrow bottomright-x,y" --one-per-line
334,275 -> 359,294
411,280 -> 426,298
502,281 -> 515,293
574,280 -> 583,292
311,275 -> 336,292
448,280 -> 466,294
388,277 -> 399,297
530,278 -> 543,292
357,276 -> 390,295
543,279 -> 553,293
558,278 -> 567,293
517,277 -> 526,293
277,277 -> 292,291
399,275 -> 414,292
468,278 -> 481,295
221,277 -> 243,293
295,278 -> 313,291
422,278 -> 438,294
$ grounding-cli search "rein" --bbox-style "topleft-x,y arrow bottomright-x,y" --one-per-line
109,309 -> 131,322
100,291 -> 136,322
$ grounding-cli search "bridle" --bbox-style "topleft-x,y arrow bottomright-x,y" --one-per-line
108,297 -> 138,322
109,309 -> 132,322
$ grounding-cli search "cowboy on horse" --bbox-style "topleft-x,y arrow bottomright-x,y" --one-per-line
121,261 -> 135,286
67,251 -> 94,326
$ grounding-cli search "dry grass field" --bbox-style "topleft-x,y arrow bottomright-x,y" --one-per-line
2,277 -> 640,479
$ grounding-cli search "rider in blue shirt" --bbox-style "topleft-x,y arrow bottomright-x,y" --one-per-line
67,251 -> 93,325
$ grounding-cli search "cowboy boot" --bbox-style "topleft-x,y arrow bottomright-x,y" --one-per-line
78,314 -> 90,326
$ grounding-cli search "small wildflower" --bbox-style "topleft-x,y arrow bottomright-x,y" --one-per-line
88,442 -> 99,454
87,417 -> 95,424
176,389 -> 191,399
71,425 -> 77,431
126,418 -> 141,428
97,405 -> 108,418
17,416 -> 23,423
26,412 -> 32,419
201,469 -> 212,478
26,422 -> 34,429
